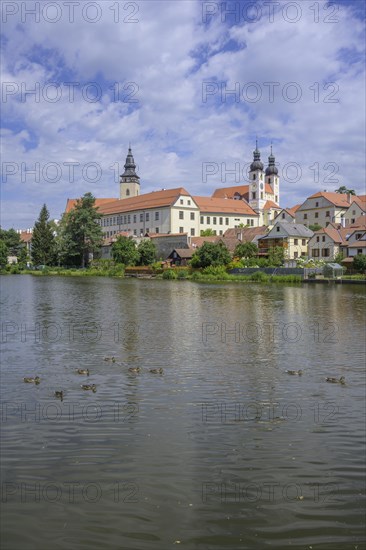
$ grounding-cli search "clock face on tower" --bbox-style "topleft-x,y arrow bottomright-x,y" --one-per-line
252,183 -> 257,190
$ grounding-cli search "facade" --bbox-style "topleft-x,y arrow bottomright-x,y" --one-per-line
258,222 -> 313,259
342,197 -> 366,226
295,192 -> 355,228
308,225 -> 347,260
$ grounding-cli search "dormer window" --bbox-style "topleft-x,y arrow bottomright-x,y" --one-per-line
253,174 -> 256,180
276,226 -> 280,232
126,189 -> 130,196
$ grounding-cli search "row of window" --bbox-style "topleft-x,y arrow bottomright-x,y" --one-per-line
179,198 -> 192,205
179,211 -> 195,220
312,249 -> 330,257
101,211 -> 161,226
303,211 -> 331,220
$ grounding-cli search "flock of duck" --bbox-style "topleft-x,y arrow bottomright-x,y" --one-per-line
23,356 -> 164,401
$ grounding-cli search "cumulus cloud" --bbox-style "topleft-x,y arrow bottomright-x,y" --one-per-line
1,0 -> 365,227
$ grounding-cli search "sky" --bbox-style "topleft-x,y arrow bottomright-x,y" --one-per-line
1,0 -> 365,229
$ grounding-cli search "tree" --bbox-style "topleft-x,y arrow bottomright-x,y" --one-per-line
353,254 -> 366,273
309,223 -> 322,231
0,228 -> 22,257
59,193 -> 103,267
0,240 -> 8,267
31,204 -> 55,266
112,235 -> 139,266
191,242 -> 231,268
200,229 -> 216,236
137,239 -> 156,265
268,246 -> 285,266
335,186 -> 355,195
234,242 -> 258,258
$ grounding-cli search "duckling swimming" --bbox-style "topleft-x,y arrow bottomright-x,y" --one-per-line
54,391 -> 64,400
286,370 -> 303,376
128,367 -> 140,374
326,376 -> 345,384
81,384 -> 97,392
103,356 -> 116,363
149,368 -> 164,374
24,377 -> 41,384
77,369 -> 89,376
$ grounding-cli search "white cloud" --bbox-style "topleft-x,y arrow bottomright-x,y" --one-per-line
1,0 -> 365,228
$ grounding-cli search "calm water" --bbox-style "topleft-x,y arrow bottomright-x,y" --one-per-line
0,275 -> 365,550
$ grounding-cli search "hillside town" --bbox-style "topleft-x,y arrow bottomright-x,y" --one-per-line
5,144 -> 366,271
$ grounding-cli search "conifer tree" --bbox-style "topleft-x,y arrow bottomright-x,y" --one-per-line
31,204 -> 55,265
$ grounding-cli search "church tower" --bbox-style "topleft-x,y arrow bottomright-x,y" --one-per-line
249,140 -> 266,212
119,146 -> 140,199
265,144 -> 279,205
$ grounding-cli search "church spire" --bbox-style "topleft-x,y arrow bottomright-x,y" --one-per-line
250,138 -> 264,171
119,145 -> 140,199
265,143 -> 278,176
121,146 -> 139,180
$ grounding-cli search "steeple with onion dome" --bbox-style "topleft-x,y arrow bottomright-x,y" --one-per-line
119,145 -> 140,199
265,142 -> 280,204
249,138 -> 265,212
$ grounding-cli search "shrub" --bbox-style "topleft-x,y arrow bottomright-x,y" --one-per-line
162,269 -> 177,279
177,268 -> 189,279
250,271 -> 269,282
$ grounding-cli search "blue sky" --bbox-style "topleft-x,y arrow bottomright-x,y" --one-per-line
1,0 -> 365,228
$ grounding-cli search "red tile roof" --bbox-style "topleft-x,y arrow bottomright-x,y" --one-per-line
19,232 -> 33,243
97,188 -> 192,215
190,236 -> 218,248
193,196 -> 258,216
263,200 -> 280,210
288,204 -> 301,215
308,192 -> 353,208
65,198 -> 117,213
212,183 -> 274,199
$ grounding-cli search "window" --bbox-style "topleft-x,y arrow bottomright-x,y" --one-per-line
219,230 -> 223,235
322,236 -> 325,242
282,213 -> 285,219
155,212 -> 159,220
302,239 -> 306,246
253,174 -> 256,180
113,217 -> 116,224
315,201 -> 319,207
200,216 -> 204,224
294,251 -> 298,258
126,189 -> 130,196
133,229 -> 137,235
268,178 -> 271,184
358,249 -> 363,255
133,214 -> 136,223
155,227 -> 159,234
179,227 -> 184,233
146,213 -> 150,221
251,219 -> 254,227
207,216 -> 210,224
124,215 -> 127,224
225,218 -> 229,225
322,249 -> 330,257
252,192 -> 256,200
316,236 -> 320,242
260,192 -> 263,199
179,211 -> 184,220
276,226 -> 280,232
356,233 -> 362,240
140,213 -> 143,222
219,217 -> 223,225
180,199 -> 183,205
190,228 -> 195,236
301,252 -> 306,257
107,218 -> 109,226
294,239 -> 298,245
190,212 -> 195,220
352,210 -> 356,215
315,212 -> 319,218
275,196 -> 278,203
127,215 -> 131,223
304,214 -> 307,220
326,211 -> 330,217
213,217 -> 217,225
312,249 -> 320,257
188,200 -> 191,205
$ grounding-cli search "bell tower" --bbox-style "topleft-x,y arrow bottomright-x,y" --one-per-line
249,139 -> 265,212
265,144 -> 279,205
119,145 -> 140,199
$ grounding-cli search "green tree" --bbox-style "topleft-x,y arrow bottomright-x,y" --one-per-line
200,229 -> 216,236
112,236 -> 139,266
60,193 -> 103,267
0,240 -> 8,267
234,242 -> 258,258
0,228 -> 22,257
31,204 -> 56,266
309,223 -> 322,231
335,186 -> 355,195
353,254 -> 366,273
268,246 -> 285,266
191,242 -> 231,268
334,251 -> 344,264
137,239 -> 156,265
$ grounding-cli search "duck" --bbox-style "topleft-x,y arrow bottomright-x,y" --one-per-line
286,370 -> 303,376
54,391 -> 64,400
24,376 -> 41,384
149,368 -> 164,374
77,369 -> 89,376
103,356 -> 116,363
81,384 -> 97,392
326,376 -> 345,384
128,367 -> 140,374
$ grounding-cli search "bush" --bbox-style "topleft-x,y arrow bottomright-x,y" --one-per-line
250,271 -> 269,282
177,268 -> 189,279
202,265 -> 228,277
162,269 -> 177,279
